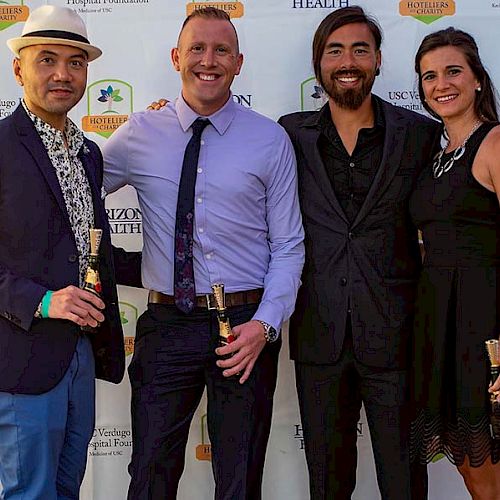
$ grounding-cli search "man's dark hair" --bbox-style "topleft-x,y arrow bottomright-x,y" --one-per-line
178,7 -> 239,53
415,27 -> 498,122
312,6 -> 382,89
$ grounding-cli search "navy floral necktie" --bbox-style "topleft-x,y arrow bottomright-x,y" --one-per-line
174,118 -> 209,313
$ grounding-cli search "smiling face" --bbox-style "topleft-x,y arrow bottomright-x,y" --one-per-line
419,45 -> 480,123
13,44 -> 88,131
320,22 -> 380,110
171,17 -> 243,116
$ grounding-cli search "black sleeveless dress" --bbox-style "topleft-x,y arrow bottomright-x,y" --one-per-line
409,123 -> 500,466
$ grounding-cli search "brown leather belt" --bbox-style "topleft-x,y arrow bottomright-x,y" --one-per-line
148,289 -> 264,308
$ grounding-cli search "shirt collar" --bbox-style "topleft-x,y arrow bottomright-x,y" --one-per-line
318,94 -> 386,132
22,100 -> 85,157
175,92 -> 236,136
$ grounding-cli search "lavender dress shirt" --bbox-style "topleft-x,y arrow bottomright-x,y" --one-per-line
103,94 -> 304,332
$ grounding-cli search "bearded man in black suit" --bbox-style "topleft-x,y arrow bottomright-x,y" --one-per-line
279,6 -> 440,499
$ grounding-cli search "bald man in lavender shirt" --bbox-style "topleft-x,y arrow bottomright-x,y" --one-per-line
102,7 -> 304,500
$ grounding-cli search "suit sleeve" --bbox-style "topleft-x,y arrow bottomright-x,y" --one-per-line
0,262 -> 47,331
112,246 -> 142,288
0,132 -> 49,330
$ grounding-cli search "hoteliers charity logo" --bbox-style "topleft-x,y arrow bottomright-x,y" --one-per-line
300,77 -> 328,112
82,79 -> 133,139
0,0 -> 29,31
399,1 -> 456,24
186,0 -> 244,18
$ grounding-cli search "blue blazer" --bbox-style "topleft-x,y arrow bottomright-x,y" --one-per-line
0,104 -> 125,394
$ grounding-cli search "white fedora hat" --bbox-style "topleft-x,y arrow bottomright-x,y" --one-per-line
7,5 -> 102,61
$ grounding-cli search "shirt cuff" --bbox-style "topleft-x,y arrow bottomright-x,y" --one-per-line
252,301 -> 282,335
34,300 -> 42,318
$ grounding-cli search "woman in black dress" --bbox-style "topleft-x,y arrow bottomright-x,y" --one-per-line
410,28 -> 500,499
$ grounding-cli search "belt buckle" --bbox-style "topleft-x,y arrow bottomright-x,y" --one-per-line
205,293 -> 216,311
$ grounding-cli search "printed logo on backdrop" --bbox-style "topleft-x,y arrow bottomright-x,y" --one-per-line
82,79 -> 133,138
399,1 -> 455,24
292,0 -> 349,9
232,94 -> 252,108
293,421 -> 364,450
387,89 -> 424,113
106,206 -> 142,235
300,77 -> 328,112
195,414 -> 212,461
66,0 -> 150,14
119,301 -> 138,356
187,0 -> 244,18
0,0 -> 29,31
88,426 -> 132,457
0,98 -> 18,118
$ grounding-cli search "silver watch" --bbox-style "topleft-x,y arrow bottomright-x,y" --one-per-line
257,320 -> 279,343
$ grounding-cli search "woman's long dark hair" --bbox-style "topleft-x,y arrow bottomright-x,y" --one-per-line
415,27 -> 499,122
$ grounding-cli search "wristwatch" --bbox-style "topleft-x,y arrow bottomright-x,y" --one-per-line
257,320 -> 279,343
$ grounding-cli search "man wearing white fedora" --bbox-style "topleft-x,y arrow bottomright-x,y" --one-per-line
0,5 -> 125,499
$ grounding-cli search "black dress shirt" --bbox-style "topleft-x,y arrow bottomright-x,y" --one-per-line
317,96 -> 385,223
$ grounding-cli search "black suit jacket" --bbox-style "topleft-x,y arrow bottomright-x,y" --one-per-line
0,104 -> 125,394
279,97 -> 440,369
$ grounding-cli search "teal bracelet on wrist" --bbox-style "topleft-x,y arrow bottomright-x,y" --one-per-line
41,291 -> 53,319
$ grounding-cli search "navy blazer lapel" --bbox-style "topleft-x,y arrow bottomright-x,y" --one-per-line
79,144 -> 103,227
351,100 -> 407,229
299,114 -> 348,224
13,105 -> 73,229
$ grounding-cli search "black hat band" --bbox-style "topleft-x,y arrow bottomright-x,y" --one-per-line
22,29 -> 90,44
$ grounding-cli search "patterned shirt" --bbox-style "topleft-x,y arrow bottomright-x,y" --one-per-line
23,101 -> 94,286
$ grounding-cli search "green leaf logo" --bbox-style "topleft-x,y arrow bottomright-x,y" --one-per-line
98,85 -> 124,113
120,310 -> 129,325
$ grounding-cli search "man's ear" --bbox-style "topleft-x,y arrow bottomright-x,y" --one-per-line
171,47 -> 180,72
13,58 -> 23,86
234,53 -> 243,76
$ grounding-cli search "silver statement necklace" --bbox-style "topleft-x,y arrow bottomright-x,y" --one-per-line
432,121 -> 483,179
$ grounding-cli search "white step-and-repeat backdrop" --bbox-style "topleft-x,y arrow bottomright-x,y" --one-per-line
2,1 -> 499,498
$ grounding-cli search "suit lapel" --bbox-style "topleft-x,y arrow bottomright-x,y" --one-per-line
299,115 -> 348,224
79,145 -> 102,227
351,101 -> 407,228
14,105 -> 103,231
13,106 -> 73,229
